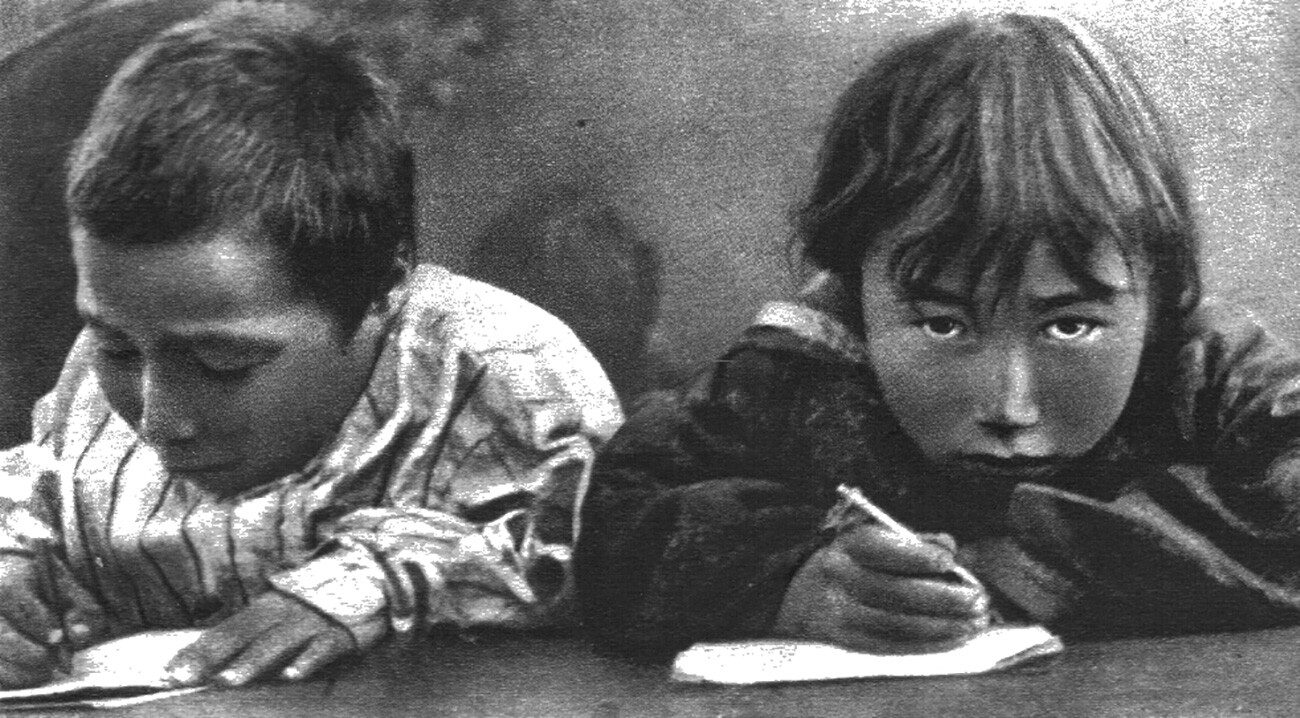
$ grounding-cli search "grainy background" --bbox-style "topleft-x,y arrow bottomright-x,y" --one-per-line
2,0 -> 1299,400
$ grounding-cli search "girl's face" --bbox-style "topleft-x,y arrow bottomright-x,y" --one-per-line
859,240 -> 1150,480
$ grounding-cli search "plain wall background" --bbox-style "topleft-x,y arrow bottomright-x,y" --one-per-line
3,0 -> 1300,391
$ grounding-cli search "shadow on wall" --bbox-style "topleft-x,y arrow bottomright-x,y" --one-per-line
0,0 -> 663,448
7,0 -> 1300,449
467,184 -> 661,404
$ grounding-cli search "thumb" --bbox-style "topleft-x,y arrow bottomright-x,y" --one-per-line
59,583 -> 112,649
919,532 -> 957,554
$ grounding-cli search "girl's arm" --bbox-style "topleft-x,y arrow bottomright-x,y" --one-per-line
574,343 -> 843,660
1173,303 -> 1300,531
974,305 -> 1300,638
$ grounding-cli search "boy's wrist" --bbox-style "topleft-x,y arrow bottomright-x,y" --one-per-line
268,546 -> 389,650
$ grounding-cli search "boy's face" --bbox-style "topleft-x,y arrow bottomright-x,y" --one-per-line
859,240 -> 1150,480
72,223 -> 384,497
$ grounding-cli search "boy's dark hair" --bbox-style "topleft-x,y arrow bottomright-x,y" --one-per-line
794,12 -> 1200,345
66,3 -> 415,334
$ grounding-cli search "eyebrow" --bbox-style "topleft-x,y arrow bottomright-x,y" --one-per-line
78,309 -> 283,351
898,281 -> 1130,312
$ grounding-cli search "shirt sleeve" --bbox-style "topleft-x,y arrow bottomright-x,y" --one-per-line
267,327 -> 620,651
0,444 -> 110,645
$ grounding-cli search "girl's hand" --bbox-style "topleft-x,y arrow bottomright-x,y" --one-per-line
773,524 -> 989,652
164,591 -> 356,687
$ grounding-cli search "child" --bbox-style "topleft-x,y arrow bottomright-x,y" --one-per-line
0,4 -> 621,689
575,12 -> 1300,661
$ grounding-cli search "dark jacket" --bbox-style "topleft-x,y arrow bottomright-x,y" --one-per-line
575,274 -> 1300,660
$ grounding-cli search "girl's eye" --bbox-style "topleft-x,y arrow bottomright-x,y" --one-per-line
1045,318 -> 1100,341
918,317 -> 965,339
195,362 -> 256,381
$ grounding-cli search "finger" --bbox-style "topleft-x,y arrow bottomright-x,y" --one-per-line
0,557 -> 62,644
280,631 -> 354,682
59,581 -> 112,650
824,554 -> 988,618
836,596 -> 990,650
0,655 -> 54,690
919,532 -> 957,553
0,624 -> 55,689
166,621 -> 263,686
835,524 -> 957,576
213,626 -> 306,687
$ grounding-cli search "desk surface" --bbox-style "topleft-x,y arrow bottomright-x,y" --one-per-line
52,625 -> 1300,718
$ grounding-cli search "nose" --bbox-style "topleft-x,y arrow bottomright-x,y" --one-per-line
138,364 -> 200,445
977,343 -> 1041,432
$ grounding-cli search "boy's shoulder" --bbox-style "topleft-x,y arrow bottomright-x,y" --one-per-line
401,264 -> 587,355
393,264 -> 622,433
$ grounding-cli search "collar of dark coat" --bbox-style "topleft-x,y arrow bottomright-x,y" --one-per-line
748,271 -> 868,364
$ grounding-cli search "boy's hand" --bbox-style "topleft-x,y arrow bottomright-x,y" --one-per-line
774,524 -> 989,652
0,552 -> 73,689
165,591 -> 356,687
0,617 -> 56,689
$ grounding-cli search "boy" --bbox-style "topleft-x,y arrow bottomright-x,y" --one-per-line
0,4 -> 620,689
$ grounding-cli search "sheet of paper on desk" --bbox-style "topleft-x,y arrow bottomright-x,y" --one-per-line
671,624 -> 1063,684
0,628 -> 209,709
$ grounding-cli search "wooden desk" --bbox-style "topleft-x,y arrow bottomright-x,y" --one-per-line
55,626 -> 1300,717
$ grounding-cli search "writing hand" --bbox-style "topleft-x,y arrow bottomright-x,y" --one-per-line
0,552 -> 73,689
164,591 -> 356,687
774,523 -> 989,652
0,616 -> 57,689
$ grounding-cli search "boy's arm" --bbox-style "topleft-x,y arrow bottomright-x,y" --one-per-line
169,331 -> 622,685
0,445 -> 110,688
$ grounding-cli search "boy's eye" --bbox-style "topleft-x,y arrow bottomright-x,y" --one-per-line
190,346 -> 279,380
1044,318 -> 1100,341
918,317 -> 965,339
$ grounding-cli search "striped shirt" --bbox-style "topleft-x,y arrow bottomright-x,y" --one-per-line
1,265 -> 622,649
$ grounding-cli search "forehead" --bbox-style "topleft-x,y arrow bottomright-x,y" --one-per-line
72,224 -> 316,335
872,238 -> 1145,304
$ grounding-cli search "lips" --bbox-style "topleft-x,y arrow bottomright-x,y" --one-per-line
160,458 -> 239,476
948,454 -> 1063,480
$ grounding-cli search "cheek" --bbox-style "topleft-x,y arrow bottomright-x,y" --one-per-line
239,348 -> 367,455
868,338 -> 971,449
91,359 -> 143,429
1039,341 -> 1144,454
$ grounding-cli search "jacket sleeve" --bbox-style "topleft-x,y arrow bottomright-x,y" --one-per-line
267,334 -> 622,651
973,305 -> 1300,637
575,344 -> 838,661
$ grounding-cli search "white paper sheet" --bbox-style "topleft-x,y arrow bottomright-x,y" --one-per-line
0,628 -> 208,709
671,624 -> 1063,684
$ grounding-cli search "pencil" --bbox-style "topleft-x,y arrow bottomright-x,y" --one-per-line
834,484 -> 980,586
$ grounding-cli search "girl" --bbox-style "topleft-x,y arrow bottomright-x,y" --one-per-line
575,12 -> 1300,660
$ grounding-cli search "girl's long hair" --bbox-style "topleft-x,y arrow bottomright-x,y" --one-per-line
794,12 -> 1200,442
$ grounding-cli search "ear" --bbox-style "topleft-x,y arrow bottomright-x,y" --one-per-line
369,262 -> 412,315
354,262 -> 411,340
